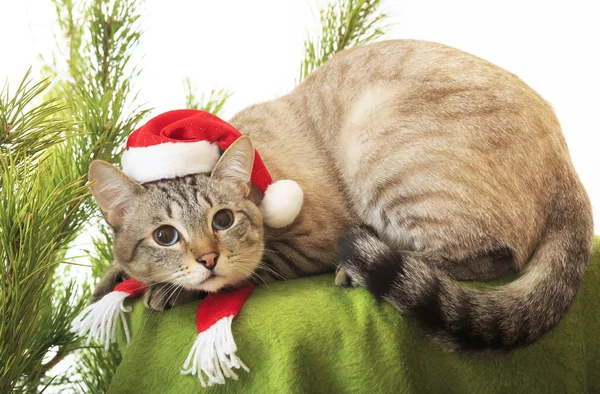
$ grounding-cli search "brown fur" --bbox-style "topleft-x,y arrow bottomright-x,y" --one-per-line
91,40 -> 593,350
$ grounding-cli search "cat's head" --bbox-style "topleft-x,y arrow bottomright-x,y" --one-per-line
89,136 -> 264,292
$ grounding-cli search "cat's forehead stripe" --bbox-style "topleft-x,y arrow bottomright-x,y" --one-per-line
196,191 -> 213,208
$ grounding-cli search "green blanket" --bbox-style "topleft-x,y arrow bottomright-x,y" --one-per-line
109,239 -> 600,393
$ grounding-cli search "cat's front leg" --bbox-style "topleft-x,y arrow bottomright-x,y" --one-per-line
92,264 -> 129,302
144,283 -> 205,311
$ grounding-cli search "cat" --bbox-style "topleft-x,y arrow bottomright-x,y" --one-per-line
89,39 -> 593,351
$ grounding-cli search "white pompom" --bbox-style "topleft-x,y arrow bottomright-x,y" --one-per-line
259,180 -> 303,228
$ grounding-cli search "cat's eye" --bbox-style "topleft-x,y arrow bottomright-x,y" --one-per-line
212,209 -> 234,231
153,225 -> 179,246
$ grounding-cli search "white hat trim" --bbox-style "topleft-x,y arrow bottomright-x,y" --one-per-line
122,141 -> 221,183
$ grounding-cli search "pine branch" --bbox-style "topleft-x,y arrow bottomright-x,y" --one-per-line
85,222 -> 115,283
298,0 -> 387,83
74,344 -> 122,393
0,70 -> 70,163
0,0 -> 150,392
41,348 -> 67,373
0,131 -> 89,393
50,0 -> 86,77
184,77 -> 232,116
53,1 -> 148,392
61,225 -> 124,394
41,0 -> 149,243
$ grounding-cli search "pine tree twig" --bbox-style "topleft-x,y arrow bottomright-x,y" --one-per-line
40,346 -> 67,374
1,1 -> 148,392
61,261 -> 93,267
102,16 -> 114,89
298,0 -> 388,83
184,77 -> 233,116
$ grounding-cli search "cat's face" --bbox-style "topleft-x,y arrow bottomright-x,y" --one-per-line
89,136 -> 264,292
115,174 -> 264,292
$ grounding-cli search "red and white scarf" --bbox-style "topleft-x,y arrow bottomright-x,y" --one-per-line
71,278 -> 254,387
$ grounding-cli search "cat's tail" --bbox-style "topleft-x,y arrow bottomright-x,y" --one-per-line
338,192 -> 593,351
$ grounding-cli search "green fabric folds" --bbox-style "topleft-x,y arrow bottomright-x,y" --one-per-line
109,239 -> 600,393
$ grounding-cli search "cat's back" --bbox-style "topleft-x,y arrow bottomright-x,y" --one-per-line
234,39 -> 569,194
291,40 -> 580,259
301,39 -> 530,93
289,40 -> 566,168
228,39 -> 589,276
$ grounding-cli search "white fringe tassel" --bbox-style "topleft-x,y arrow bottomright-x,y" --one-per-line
180,315 -> 249,387
70,291 -> 132,350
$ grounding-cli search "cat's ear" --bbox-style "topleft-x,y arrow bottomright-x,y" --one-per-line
89,160 -> 146,228
211,136 -> 255,196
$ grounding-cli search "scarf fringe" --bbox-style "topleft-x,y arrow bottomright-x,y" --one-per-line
180,315 -> 249,387
70,291 -> 132,350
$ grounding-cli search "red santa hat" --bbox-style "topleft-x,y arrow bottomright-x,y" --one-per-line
121,109 -> 303,228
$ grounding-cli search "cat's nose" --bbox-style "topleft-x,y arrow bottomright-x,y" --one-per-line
197,252 -> 219,270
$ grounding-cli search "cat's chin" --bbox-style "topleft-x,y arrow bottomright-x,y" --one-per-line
179,273 -> 230,293
193,275 -> 229,293
183,270 -> 253,293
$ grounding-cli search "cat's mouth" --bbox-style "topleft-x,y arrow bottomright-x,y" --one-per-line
190,272 -> 217,283
191,273 -> 233,292
178,256 -> 253,292
177,268 -> 228,292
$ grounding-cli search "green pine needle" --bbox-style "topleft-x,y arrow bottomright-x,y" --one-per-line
184,77 -> 233,116
52,0 -> 149,392
1,0 -> 148,392
298,0 -> 387,83
0,148 -> 89,393
0,70 -> 70,163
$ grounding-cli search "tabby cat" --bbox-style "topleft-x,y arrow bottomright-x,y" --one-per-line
90,40 -> 593,350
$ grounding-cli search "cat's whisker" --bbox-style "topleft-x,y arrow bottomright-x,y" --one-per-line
165,283 -> 181,308
232,264 -> 271,289
246,260 -> 286,282
232,252 -> 292,282
142,278 -> 184,292
139,281 -> 180,333
138,277 -> 185,333
226,256 -> 269,284
142,268 -> 186,284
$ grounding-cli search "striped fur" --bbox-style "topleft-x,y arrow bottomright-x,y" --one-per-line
91,40 -> 593,350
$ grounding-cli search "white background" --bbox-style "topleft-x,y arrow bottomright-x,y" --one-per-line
1,0 -> 599,232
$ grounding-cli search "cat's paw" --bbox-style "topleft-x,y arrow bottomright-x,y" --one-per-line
335,266 -> 356,287
337,226 -> 401,297
143,283 -> 201,311
337,226 -> 381,288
